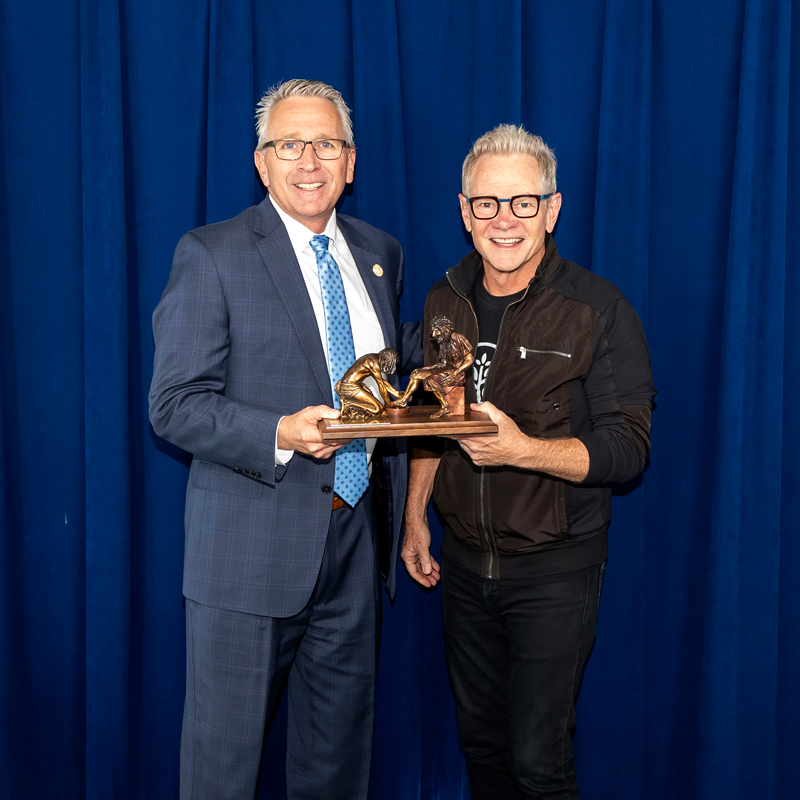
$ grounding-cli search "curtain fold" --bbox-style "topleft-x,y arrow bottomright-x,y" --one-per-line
574,4 -> 653,797
471,0 -> 522,134
352,0 -> 410,247
699,1 -> 791,797
2,1 -> 799,798
80,0 -> 133,793
777,5 -> 800,791
206,0 -> 255,222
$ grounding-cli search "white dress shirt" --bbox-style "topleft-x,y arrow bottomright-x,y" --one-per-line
270,196 -> 385,466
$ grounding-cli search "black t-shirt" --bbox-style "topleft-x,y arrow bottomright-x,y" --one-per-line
471,275 -> 526,402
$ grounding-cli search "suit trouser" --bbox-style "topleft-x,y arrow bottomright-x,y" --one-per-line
442,555 -> 603,800
180,492 -> 381,800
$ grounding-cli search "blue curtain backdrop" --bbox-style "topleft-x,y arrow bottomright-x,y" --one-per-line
1,0 -> 798,797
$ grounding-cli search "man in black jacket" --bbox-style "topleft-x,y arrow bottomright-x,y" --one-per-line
401,125 -> 655,800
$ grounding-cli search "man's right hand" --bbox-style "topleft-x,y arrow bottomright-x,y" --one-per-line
401,518 -> 441,588
277,405 -> 345,459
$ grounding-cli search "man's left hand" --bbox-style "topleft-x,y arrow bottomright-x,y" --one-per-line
455,401 -> 527,468
457,401 -> 590,482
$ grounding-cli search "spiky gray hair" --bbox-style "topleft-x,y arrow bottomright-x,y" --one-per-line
462,124 -> 557,195
255,79 -> 354,151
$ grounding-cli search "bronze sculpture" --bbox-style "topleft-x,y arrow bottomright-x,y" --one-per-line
333,317 -> 475,423
335,347 -> 408,423
395,316 -> 474,418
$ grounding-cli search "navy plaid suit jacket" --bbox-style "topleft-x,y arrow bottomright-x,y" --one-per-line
149,197 -> 414,617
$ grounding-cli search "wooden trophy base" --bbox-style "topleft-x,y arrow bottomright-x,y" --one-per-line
319,405 -> 497,440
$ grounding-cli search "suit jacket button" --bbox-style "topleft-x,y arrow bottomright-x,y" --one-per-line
321,484 -> 333,494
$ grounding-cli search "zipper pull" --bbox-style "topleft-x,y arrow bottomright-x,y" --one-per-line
518,346 -> 527,359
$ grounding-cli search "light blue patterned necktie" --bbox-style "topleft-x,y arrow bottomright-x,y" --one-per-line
310,234 -> 369,508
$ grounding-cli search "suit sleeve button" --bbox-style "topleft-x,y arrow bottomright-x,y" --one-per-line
321,484 -> 333,494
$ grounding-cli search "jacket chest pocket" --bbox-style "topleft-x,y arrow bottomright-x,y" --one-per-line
511,342 -> 575,386
516,345 -> 572,361
497,343 -> 575,436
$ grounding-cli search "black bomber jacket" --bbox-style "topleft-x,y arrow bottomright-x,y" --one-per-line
423,236 -> 656,580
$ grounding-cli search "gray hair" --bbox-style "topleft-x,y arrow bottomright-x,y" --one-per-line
255,79 -> 354,151
461,124 -> 557,195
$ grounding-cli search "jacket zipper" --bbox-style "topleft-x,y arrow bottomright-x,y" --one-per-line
446,271 -> 530,580
517,346 -> 571,360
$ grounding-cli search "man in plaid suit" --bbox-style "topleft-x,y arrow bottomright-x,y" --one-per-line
150,79 -> 418,800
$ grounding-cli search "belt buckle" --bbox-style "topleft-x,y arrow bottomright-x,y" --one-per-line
332,493 -> 346,511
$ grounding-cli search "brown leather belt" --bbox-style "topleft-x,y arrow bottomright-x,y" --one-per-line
332,493 -> 346,511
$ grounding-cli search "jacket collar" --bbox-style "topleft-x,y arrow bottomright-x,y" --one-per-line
252,194 -> 283,237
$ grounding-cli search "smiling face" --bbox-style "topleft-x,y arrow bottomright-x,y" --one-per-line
254,96 -> 356,233
460,153 -> 561,295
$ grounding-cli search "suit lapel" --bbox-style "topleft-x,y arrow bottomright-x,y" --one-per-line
338,217 -> 395,350
253,200 -> 333,403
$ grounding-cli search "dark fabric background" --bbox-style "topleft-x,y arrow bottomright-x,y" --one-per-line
2,1 -> 798,798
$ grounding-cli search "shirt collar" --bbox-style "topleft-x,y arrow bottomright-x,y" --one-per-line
268,195 -> 339,255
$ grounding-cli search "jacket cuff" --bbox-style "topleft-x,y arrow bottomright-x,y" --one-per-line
577,433 -> 614,484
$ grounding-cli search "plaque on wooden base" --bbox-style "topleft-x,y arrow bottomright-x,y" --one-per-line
319,407 -> 498,440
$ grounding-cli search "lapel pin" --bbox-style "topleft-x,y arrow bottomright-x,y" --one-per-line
372,264 -> 384,277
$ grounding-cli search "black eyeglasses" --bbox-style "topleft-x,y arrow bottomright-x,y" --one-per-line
263,138 -> 349,161
465,194 -> 552,219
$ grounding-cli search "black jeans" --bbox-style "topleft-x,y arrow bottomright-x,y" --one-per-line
442,555 -> 604,800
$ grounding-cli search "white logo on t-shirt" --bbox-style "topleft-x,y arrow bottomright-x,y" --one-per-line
473,342 -> 496,402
